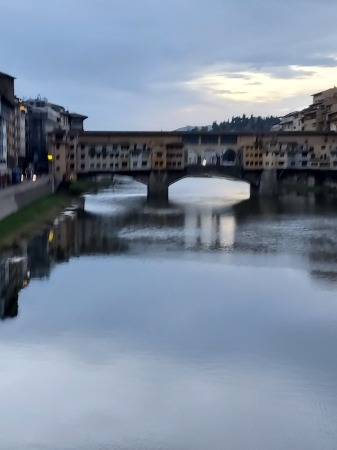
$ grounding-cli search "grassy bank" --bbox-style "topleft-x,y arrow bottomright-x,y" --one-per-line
0,192 -> 71,248
0,177 -> 114,249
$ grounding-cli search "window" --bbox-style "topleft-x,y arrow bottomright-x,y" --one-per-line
142,161 -> 147,167
97,163 -> 101,168
112,144 -> 118,150
122,162 -> 127,168
103,163 -> 106,168
56,144 -> 60,149
220,135 -> 237,145
56,166 -> 60,172
133,162 -> 138,167
69,135 -> 74,141
157,152 -> 163,158
56,155 -> 60,160
96,154 -> 101,159
70,154 -> 74,160
81,154 -> 85,159
81,164 -> 85,169
70,164 -> 74,169
90,163 -> 94,168
115,163 -> 119,168
302,161 -> 307,167
70,145 -> 74,150
182,134 -> 199,145
81,144 -> 85,149
110,163 -> 114,168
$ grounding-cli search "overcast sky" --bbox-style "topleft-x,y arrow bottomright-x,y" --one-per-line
2,0 -> 337,130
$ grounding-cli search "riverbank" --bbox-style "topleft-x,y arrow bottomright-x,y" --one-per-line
0,192 -> 72,248
0,176 -> 116,248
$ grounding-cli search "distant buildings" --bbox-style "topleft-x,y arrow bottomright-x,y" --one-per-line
24,97 -> 87,173
14,98 -> 27,167
0,69 -> 87,181
0,71 -> 15,180
277,87 -> 337,133
3,67 -> 337,182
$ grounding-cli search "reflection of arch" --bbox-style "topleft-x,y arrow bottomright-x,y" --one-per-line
187,150 -> 198,165
221,148 -> 236,166
168,172 -> 252,189
203,148 -> 217,165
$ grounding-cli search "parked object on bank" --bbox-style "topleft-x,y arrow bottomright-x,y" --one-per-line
12,170 -> 23,185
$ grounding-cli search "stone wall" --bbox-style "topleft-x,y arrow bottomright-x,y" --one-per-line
0,176 -> 52,221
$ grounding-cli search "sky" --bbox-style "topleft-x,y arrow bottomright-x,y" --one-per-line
2,0 -> 337,130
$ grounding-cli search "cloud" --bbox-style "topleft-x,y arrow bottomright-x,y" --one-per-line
183,64 -> 337,104
1,0 -> 337,128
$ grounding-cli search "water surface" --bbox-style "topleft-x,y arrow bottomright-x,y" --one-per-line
1,177 -> 337,450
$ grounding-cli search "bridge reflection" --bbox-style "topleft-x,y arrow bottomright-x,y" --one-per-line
1,193 -> 337,319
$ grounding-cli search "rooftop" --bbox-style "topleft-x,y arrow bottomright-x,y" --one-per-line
69,113 -> 88,119
282,111 -> 299,119
0,71 -> 16,80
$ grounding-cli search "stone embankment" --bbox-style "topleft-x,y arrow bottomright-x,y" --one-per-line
0,176 -> 53,221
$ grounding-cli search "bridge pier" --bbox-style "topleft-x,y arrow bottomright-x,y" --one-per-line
250,170 -> 279,197
147,171 -> 169,201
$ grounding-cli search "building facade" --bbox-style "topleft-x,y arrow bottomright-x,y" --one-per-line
24,97 -> 86,174
50,130 -> 337,183
0,71 -> 15,180
14,98 -> 27,168
278,87 -> 337,133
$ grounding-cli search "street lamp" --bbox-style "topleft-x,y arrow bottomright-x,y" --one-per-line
47,153 -> 54,193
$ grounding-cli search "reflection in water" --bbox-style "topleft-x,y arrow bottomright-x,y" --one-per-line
0,256 -> 27,319
1,178 -> 337,449
2,179 -> 337,320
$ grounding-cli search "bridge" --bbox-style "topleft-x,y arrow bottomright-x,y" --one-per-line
50,130 -> 337,199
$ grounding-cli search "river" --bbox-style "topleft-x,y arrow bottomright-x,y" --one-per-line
1,177 -> 337,450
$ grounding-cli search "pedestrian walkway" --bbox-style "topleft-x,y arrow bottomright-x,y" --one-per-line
0,176 -> 52,221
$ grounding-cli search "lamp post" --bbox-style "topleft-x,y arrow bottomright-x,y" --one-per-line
47,153 -> 54,193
